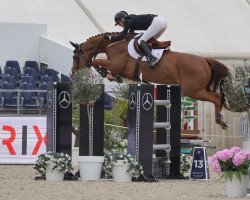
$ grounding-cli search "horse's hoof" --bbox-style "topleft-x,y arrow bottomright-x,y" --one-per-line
117,76 -> 123,83
222,122 -> 230,130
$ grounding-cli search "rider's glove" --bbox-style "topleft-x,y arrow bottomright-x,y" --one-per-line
104,34 -> 112,41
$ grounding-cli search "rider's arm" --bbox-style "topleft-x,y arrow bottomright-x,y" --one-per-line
110,21 -> 131,42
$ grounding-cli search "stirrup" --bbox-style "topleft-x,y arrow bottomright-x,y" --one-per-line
147,57 -> 157,69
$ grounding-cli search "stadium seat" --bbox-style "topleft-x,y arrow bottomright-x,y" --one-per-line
24,61 -> 39,74
41,68 -> 59,82
0,91 -> 17,108
2,75 -> 17,88
61,74 -> 72,83
4,67 -> 19,80
37,83 -> 47,108
20,75 -> 36,88
0,82 -> 15,89
19,82 -> 35,90
19,82 -> 38,109
0,82 -> 17,97
23,67 -> 39,82
20,92 -> 38,108
38,83 -> 47,90
40,75 -> 54,83
104,93 -> 112,109
5,60 -> 21,75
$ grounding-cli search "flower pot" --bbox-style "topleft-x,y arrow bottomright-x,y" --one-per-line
112,160 -> 133,183
45,164 -> 64,181
78,156 -> 104,181
225,174 -> 248,198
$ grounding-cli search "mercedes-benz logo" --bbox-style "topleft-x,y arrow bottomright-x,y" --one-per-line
58,91 -> 71,109
129,92 -> 136,109
47,91 -> 53,108
142,93 -> 153,110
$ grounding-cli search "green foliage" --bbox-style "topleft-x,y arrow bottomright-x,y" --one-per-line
72,102 -> 80,128
223,64 -> 250,112
180,154 -> 191,175
103,83 -> 129,150
112,83 -> 129,99
71,68 -> 103,105
221,164 -> 250,182
102,149 -> 144,178
104,99 -> 128,150
33,151 -> 73,175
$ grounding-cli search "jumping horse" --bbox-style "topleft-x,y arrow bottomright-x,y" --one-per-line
70,32 -> 232,129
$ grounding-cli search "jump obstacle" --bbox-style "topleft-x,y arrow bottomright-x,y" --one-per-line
47,83 -> 104,157
47,83 -> 182,180
127,84 -> 182,180
47,82 -> 72,156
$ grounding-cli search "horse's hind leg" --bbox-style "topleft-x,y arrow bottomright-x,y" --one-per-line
191,90 -> 229,130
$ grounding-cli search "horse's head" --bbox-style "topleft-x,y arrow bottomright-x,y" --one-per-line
70,41 -> 84,75
70,34 -> 113,75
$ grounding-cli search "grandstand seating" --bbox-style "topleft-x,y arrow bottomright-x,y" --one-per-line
41,75 -> 54,83
41,68 -> 59,82
23,67 -> 39,82
6,60 -> 22,75
0,91 -> 17,108
0,82 -> 17,97
4,67 -> 20,80
38,83 -> 47,108
24,61 -> 40,74
19,82 -> 39,113
104,93 -> 112,110
0,61 -> 88,114
2,75 -> 18,88
20,75 -> 36,88
61,74 -> 72,83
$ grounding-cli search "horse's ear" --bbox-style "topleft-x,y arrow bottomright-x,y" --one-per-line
69,41 -> 80,49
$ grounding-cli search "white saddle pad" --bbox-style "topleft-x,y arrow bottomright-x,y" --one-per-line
128,39 -> 167,62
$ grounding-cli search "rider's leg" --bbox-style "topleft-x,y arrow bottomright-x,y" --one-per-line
138,16 -> 167,68
139,40 -> 157,69
151,16 -> 167,39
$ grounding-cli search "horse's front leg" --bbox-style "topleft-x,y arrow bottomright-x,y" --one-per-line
92,59 -> 112,71
92,59 -> 123,83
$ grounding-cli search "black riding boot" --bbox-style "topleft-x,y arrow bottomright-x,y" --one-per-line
140,40 -> 157,69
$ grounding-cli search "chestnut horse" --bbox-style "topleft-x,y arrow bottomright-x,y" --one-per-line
70,32 -> 232,129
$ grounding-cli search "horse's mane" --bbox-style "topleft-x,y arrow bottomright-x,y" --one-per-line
86,32 -> 136,41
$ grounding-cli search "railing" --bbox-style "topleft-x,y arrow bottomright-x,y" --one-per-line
0,89 -> 47,115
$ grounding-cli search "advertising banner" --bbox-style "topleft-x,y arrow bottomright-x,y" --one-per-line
0,116 -> 46,164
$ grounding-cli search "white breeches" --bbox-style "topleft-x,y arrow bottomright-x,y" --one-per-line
138,16 -> 167,44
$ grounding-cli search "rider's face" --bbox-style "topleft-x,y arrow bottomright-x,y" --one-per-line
117,19 -> 125,28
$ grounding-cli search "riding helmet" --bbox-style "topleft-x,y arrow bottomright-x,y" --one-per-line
114,11 -> 128,25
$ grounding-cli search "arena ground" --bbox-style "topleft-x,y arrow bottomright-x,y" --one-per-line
0,165 -> 247,200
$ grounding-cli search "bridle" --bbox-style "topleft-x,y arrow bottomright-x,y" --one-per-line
73,42 -> 99,70
71,37 -> 110,79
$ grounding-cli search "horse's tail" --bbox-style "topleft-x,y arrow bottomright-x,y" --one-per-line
205,58 -> 232,110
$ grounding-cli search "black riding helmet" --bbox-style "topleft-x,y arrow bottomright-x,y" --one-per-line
114,11 -> 128,26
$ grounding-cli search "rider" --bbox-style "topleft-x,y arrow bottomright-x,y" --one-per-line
104,11 -> 167,69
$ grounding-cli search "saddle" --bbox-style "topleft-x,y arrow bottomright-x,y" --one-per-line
133,37 -> 171,55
